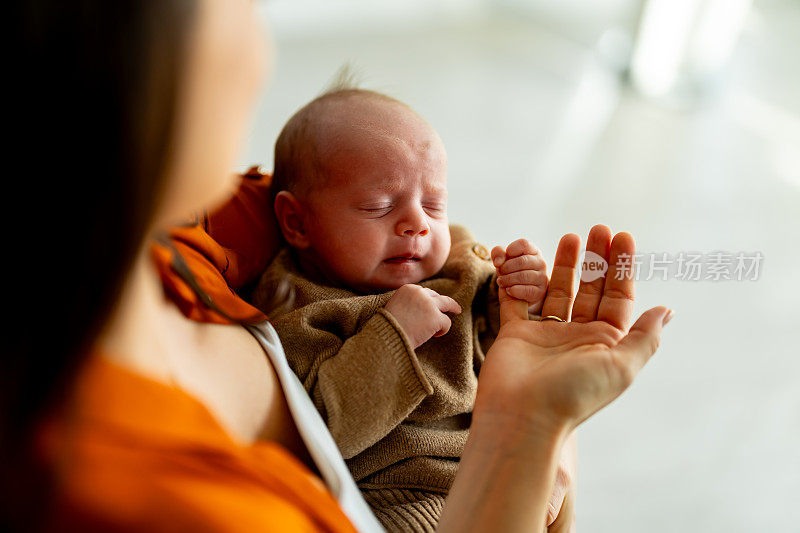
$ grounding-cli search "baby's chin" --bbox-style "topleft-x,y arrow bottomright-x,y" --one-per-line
358,262 -> 443,292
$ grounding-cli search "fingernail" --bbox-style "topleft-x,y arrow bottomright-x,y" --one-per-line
493,256 -> 503,267
662,309 -> 675,326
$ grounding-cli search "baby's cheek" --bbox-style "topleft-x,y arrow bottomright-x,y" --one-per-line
331,246 -> 372,282
431,231 -> 451,269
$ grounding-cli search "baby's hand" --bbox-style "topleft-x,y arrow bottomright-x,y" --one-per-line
385,285 -> 462,349
491,239 -> 548,315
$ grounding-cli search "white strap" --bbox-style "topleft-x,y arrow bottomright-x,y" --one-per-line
246,322 -> 384,533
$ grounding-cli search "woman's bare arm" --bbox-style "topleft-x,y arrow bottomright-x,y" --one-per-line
439,412 -> 568,532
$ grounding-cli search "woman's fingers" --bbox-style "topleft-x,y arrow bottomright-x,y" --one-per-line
596,232 -> 637,330
545,431 -> 576,528
498,287 -> 531,325
540,234 -> 581,321
611,306 -> 673,383
572,225 -> 613,323
547,482 -> 576,532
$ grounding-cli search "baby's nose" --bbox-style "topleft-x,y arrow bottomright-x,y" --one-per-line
397,215 -> 430,237
402,226 -> 429,237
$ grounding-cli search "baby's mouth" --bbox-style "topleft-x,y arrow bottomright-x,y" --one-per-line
384,256 -> 421,264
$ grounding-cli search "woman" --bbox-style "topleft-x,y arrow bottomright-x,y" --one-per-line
3,0 -> 672,531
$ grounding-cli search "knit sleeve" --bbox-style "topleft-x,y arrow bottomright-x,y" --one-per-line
301,309 -> 433,460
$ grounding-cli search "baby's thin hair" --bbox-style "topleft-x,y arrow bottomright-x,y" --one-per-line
320,62 -> 364,95
271,65 -> 402,204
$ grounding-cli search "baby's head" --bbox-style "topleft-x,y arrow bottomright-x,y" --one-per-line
272,89 -> 450,293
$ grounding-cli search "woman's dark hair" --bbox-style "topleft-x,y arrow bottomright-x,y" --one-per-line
4,0 -> 196,527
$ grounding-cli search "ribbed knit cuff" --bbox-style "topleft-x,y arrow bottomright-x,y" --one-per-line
363,488 -> 447,532
372,309 -> 433,398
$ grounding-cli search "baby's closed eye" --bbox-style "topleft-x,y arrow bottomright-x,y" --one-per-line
358,203 -> 393,217
422,203 -> 446,216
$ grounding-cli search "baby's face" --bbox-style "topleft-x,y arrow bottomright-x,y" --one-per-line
301,100 -> 450,292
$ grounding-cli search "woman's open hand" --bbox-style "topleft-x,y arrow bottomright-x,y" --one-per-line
476,224 -> 672,436
440,225 -> 671,533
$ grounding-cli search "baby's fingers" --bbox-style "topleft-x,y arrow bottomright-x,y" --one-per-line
505,238 -> 539,259
497,253 -> 546,275
497,269 -> 548,288
505,284 -> 547,304
433,313 -> 453,337
433,294 -> 462,315
491,246 -> 506,268
432,297 -> 459,337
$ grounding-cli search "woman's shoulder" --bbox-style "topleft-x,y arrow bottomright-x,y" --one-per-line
43,355 -> 356,532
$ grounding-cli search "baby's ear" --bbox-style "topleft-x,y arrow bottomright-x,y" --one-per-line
274,191 -> 311,249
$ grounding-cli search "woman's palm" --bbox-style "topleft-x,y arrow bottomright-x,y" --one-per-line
476,226 -> 671,433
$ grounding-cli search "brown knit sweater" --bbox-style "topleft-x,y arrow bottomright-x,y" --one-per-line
253,225 -> 500,532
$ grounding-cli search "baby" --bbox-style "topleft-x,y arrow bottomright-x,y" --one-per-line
254,87 -> 548,532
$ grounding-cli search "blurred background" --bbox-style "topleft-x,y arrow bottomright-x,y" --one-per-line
245,1 -> 799,531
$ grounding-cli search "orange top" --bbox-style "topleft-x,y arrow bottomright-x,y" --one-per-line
43,355 -> 357,532
44,168 -> 357,531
